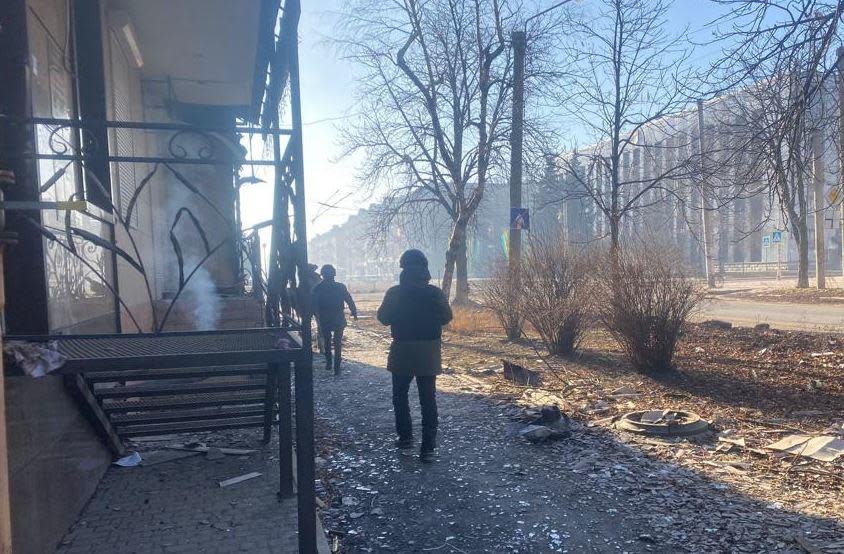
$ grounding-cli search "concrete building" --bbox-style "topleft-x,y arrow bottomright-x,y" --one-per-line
547,91 -> 844,275
0,0 -> 313,551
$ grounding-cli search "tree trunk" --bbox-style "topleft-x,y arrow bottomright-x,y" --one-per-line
454,240 -> 469,305
796,221 -> 810,288
441,217 -> 469,303
609,216 -> 621,260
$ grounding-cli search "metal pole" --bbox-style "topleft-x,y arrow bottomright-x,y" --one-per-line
837,47 -> 844,277
812,126 -> 826,289
508,30 -> 526,275
697,99 -> 717,288
277,362 -> 293,498
287,5 -> 317,551
0,189 -> 14,554
777,236 -> 782,281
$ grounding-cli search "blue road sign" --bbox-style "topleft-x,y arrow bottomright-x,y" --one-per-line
510,207 -> 530,231
772,230 -> 782,243
762,235 -> 771,248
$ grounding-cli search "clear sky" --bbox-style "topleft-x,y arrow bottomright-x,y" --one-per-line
239,0 -> 733,239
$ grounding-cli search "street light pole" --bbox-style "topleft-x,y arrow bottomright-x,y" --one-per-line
509,29 -> 526,274
508,0 -> 574,278
837,46 -> 844,277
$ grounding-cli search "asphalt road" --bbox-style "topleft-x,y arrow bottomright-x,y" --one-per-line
697,297 -> 844,332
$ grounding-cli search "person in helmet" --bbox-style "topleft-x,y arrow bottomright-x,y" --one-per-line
311,264 -> 357,373
376,249 -> 452,463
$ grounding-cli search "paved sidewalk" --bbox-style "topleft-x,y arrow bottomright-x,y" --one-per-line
312,327 -> 844,553
56,430 -> 300,554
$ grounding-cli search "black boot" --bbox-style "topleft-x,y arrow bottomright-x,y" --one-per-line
324,353 -> 332,371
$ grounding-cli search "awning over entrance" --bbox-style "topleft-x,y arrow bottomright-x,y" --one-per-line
108,0 -> 276,114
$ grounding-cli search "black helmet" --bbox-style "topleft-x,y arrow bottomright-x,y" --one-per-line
399,249 -> 428,268
320,264 -> 337,279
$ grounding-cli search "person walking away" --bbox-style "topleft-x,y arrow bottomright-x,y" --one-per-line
376,249 -> 452,463
303,264 -> 324,353
312,264 -> 357,374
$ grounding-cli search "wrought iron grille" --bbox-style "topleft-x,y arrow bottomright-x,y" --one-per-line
12,115 -> 307,334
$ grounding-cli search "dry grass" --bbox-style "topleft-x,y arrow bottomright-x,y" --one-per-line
448,304 -> 499,335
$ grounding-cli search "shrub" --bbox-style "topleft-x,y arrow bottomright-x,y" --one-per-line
520,236 -> 592,355
598,245 -> 704,373
480,260 -> 524,340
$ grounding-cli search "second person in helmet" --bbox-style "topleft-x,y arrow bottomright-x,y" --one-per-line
312,264 -> 357,374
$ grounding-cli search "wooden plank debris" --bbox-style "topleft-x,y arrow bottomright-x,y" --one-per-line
219,472 -> 262,488
167,444 -> 257,456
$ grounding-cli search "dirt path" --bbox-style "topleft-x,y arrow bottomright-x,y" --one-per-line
313,327 -> 844,554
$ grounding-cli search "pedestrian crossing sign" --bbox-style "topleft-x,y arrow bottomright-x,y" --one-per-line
762,235 -> 771,248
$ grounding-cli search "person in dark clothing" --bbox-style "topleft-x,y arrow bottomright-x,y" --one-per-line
312,264 -> 357,374
376,249 -> 452,463
303,264 -> 324,353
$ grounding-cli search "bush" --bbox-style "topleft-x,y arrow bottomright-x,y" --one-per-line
520,236 -> 592,355
598,246 -> 704,373
480,260 -> 524,340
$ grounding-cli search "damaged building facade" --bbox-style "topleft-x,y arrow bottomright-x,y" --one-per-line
544,91 -> 844,275
0,0 -> 312,551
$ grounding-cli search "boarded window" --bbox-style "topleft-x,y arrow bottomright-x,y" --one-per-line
109,29 -> 138,226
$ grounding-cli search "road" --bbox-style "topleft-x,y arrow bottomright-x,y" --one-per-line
698,297 -> 844,332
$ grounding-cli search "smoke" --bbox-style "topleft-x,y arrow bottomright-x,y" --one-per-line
182,264 -> 220,331
163,162 -> 223,331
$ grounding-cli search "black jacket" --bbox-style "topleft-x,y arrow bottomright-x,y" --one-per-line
312,279 -> 356,329
377,267 -> 452,376
376,278 -> 452,341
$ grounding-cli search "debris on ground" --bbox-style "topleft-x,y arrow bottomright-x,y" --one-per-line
702,319 -> 733,330
206,447 -> 225,460
616,410 -> 710,437
519,404 -> 572,443
113,452 -> 142,467
218,472 -> 262,488
610,385 -> 640,399
502,359 -> 541,386
320,296 -> 844,553
166,444 -> 257,456
4,340 -> 66,377
765,434 -> 844,462
139,449 -> 201,466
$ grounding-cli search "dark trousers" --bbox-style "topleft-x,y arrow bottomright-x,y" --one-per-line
321,325 -> 344,370
391,373 -> 438,452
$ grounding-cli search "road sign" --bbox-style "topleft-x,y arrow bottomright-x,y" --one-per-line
772,230 -> 782,243
762,235 -> 771,248
510,207 -> 529,231
827,187 -> 842,206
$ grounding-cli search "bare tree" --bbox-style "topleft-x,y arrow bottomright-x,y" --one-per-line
708,0 -> 844,287
337,0 -> 559,303
727,80 -> 821,287
555,0 -> 697,256
711,0 -> 843,96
